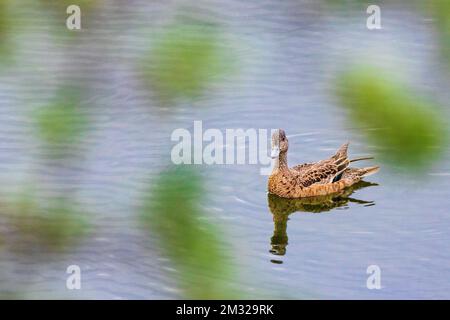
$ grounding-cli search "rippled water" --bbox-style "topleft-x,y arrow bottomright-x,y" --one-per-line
1,0 -> 449,299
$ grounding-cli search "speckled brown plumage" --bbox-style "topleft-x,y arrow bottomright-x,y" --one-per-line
268,129 -> 379,199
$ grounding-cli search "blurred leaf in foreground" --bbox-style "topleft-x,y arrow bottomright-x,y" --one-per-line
141,166 -> 236,299
34,89 -> 88,156
142,21 -> 231,104
38,0 -> 100,11
0,0 -> 14,63
336,67 -> 447,170
425,0 -> 450,67
5,190 -> 89,251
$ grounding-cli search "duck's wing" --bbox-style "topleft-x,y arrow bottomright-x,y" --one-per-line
291,162 -> 315,174
294,143 -> 351,187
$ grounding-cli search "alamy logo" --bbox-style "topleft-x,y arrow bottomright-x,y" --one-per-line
366,5 -> 381,30
366,265 -> 381,289
171,121 -> 276,175
66,5 -> 81,30
66,265 -> 81,290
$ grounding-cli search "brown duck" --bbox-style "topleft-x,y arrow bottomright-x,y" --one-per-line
268,129 -> 379,198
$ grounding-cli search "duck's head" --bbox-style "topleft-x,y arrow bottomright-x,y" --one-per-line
271,129 -> 289,159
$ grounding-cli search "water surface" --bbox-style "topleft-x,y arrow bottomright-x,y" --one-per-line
0,0 -> 449,299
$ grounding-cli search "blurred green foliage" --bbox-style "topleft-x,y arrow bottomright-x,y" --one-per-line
426,0 -> 450,66
336,67 -> 447,170
38,0 -> 100,10
141,167 -> 236,299
34,89 -> 88,156
5,190 -> 89,251
5,87 -> 92,250
0,0 -> 13,63
143,21 -> 231,104
0,0 -> 8,39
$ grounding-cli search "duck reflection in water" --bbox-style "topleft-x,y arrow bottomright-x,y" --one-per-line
268,181 -> 377,263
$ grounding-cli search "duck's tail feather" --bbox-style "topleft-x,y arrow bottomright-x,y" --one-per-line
333,142 -> 349,160
350,156 -> 374,163
340,166 -> 380,185
358,166 -> 380,177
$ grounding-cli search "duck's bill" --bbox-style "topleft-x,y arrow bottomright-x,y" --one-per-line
271,147 -> 280,159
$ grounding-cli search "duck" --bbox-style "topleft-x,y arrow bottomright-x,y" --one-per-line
268,129 -> 379,199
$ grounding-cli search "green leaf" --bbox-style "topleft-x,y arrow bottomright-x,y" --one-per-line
142,21 -> 231,104
5,190 -> 89,251
336,67 -> 447,170
140,166 -> 236,299
34,89 -> 88,155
